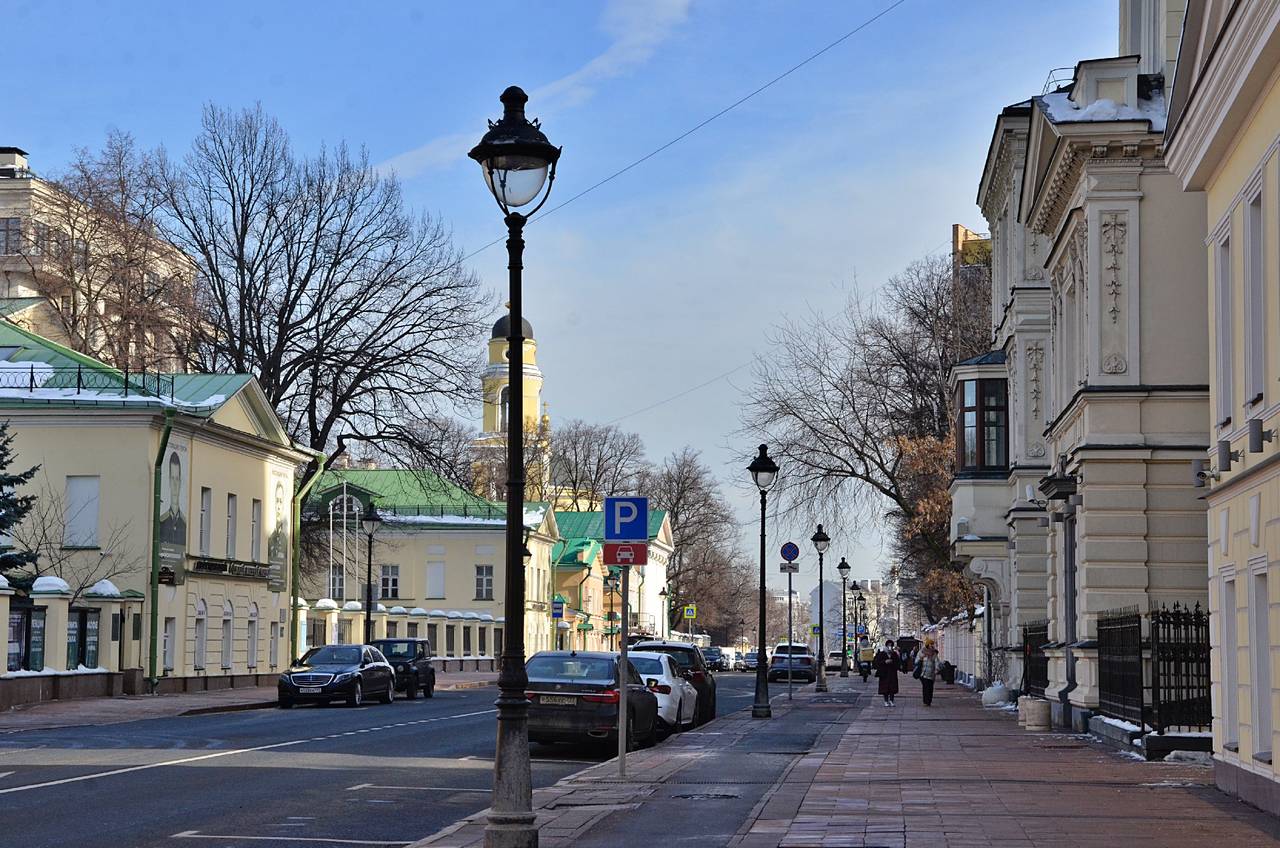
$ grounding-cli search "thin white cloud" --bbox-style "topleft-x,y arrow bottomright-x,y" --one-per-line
377,0 -> 692,179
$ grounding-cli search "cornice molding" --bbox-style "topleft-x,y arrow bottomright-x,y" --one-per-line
1166,0 -> 1280,190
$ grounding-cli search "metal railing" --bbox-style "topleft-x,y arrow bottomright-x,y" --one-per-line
1022,619 -> 1049,697
1150,603 -> 1211,733
375,503 -> 504,519
0,363 -> 175,398
1097,606 -> 1144,725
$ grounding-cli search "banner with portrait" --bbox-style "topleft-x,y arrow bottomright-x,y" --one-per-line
267,466 -> 291,592
158,435 -> 191,583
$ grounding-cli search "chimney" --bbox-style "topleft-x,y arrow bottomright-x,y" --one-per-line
0,147 -> 30,178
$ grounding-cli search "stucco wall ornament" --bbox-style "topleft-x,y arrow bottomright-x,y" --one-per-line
1102,353 -> 1127,374
1026,341 -> 1045,420
1101,213 -> 1126,324
1027,442 -> 1047,458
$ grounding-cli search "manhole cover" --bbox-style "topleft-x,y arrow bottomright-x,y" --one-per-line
671,792 -> 740,801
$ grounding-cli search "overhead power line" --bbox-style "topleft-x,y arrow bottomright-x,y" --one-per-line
460,0 -> 909,263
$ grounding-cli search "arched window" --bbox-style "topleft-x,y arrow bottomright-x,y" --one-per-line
194,599 -> 207,671
221,600 -> 233,670
499,386 -> 510,431
247,603 -> 259,669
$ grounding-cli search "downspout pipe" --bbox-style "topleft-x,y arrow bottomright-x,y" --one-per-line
148,409 -> 176,694
290,448 -> 328,666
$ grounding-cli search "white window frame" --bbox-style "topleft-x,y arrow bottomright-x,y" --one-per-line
475,564 -> 494,601
380,564 -> 399,599
426,561 -> 446,599
63,475 -> 100,548
199,487 -> 212,556
1251,560 -> 1272,756
194,600 -> 208,671
246,603 -> 259,669
329,565 -> 345,602
1246,193 -> 1265,406
163,616 -> 176,672
221,600 -> 233,670
251,499 -> 262,561
1223,575 -> 1240,746
1217,235 -> 1235,426
225,493 -> 238,560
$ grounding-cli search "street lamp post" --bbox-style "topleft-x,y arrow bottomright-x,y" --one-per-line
360,503 -> 382,644
659,586 -> 669,639
739,617 -> 746,659
747,444 -> 778,719
837,558 -> 851,678
811,524 -> 830,693
605,572 -> 620,650
469,85 -> 561,848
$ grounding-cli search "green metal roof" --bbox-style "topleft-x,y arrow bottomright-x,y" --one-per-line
0,320 -> 246,414
553,509 -> 667,542
552,537 -> 600,567
314,468 -> 486,510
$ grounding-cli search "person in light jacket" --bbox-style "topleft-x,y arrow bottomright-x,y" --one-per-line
872,639 -> 900,706
917,639 -> 939,706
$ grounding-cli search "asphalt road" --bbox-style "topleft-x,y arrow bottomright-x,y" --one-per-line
0,672 -> 761,848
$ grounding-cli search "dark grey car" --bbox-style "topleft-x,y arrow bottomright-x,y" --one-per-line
369,638 -> 436,699
525,651 -> 659,750
278,644 -> 396,707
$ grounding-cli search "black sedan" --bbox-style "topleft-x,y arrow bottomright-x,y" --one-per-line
369,638 -> 436,699
525,651 -> 659,750
278,644 -> 397,707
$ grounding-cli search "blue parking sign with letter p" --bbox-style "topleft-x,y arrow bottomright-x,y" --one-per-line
604,496 -> 649,542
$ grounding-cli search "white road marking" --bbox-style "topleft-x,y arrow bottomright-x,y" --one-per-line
0,771 -> 13,779
0,708 -> 497,796
172,832 -> 410,845
346,783 -> 491,793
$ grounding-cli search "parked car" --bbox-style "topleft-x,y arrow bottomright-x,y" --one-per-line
742,650 -> 761,671
369,638 -> 436,699
632,639 -> 717,725
825,650 -> 845,672
278,644 -> 396,708
767,642 -> 817,683
628,650 -> 698,735
524,651 -> 659,750
732,653 -> 746,672
702,647 -> 728,671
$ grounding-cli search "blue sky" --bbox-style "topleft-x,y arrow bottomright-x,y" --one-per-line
7,0 -> 1116,595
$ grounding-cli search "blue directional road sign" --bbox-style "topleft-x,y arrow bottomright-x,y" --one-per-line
604,496 -> 649,542
780,542 -> 800,562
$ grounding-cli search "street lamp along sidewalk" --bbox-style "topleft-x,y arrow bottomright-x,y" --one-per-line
747,444 -> 778,719
810,523 -> 830,693
360,502 -> 382,645
469,85 -> 561,848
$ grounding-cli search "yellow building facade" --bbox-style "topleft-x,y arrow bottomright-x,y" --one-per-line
1166,0 -> 1280,812
0,321 -> 307,707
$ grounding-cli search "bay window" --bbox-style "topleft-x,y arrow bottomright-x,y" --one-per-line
956,378 -> 1008,472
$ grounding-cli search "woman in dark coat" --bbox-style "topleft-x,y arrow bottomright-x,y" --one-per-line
873,639 -> 900,706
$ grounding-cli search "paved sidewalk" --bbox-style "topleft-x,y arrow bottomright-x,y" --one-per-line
413,679 -> 1280,848
0,670 -> 495,732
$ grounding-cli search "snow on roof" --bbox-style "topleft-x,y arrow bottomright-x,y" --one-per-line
32,575 -> 71,594
480,613 -> 494,621
1040,90 -> 1166,131
496,616 -> 505,623
410,607 -> 429,616
342,600 -> 363,612
313,598 -> 339,610
376,603 -> 387,613
427,609 -> 447,617
523,504 -> 547,526
462,611 -> 481,620
388,605 -> 408,615
446,610 -> 463,619
384,514 -> 505,527
0,573 -> 9,590
86,579 -> 122,597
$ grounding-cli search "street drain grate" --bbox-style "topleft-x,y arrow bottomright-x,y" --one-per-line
671,792 -> 740,801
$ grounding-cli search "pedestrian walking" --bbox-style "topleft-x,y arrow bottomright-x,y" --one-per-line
872,639 -> 900,706
915,639 -> 939,706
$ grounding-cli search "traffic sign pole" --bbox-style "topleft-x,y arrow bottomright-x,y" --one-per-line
618,564 -> 630,778
787,567 -> 793,701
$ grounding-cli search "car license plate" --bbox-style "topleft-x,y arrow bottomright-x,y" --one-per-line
299,687 -> 322,694
540,695 -> 576,705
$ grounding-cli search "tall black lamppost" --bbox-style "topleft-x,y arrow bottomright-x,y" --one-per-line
747,444 -> 778,718
855,592 -> 868,643
360,503 -> 382,644
739,617 -> 746,659
469,85 -> 561,848
837,558 -> 851,677
605,571 -> 620,650
811,524 -> 830,692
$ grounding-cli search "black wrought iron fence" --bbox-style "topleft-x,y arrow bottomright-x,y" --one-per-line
1022,619 -> 1049,697
1150,602 -> 1211,733
0,363 -> 175,397
1097,606 -> 1144,725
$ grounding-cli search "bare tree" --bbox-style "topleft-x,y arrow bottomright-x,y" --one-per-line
549,419 -> 647,510
741,253 -> 990,623
12,473 -> 145,603
14,131 -> 195,371
153,104 -> 489,473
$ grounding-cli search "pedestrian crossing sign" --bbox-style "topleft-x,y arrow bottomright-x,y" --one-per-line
682,604 -> 697,620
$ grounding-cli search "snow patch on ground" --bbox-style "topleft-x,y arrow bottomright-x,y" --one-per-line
1098,715 -> 1144,734
1163,750 -> 1213,767
1,665 -> 109,678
